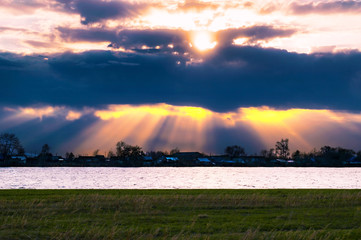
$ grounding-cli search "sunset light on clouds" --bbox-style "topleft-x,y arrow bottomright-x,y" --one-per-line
2,0 -> 361,155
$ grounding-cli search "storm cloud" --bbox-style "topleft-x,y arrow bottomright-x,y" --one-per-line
57,25 -> 297,52
2,46 -> 361,112
216,26 -> 297,45
55,0 -> 146,24
58,27 -> 188,51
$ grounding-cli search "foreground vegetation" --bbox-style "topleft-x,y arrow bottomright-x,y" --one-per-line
0,190 -> 360,239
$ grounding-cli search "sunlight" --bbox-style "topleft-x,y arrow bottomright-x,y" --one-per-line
192,31 -> 217,51
19,106 -> 57,120
78,104 -> 214,154
10,103 -> 355,155
241,107 -> 307,124
238,107 -> 335,151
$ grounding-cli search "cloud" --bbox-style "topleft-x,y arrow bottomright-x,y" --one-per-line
3,105 -> 84,121
57,27 -> 188,51
57,25 -> 297,52
176,0 -> 220,12
55,0 -> 146,24
217,26 -> 297,46
0,0 -> 46,14
290,1 -> 361,15
24,40 -> 57,49
1,46 -> 361,112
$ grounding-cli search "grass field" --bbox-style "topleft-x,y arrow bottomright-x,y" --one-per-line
0,189 -> 360,239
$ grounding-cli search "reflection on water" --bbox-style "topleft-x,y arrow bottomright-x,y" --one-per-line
0,167 -> 360,189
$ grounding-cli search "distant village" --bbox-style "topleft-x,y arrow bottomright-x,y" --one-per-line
1,133 -> 361,167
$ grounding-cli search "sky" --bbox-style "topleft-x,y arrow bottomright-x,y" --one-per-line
1,0 -> 361,155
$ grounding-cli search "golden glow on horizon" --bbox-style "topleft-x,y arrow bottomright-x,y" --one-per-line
239,107 -> 322,150
4,104 -> 361,155
77,104 -> 214,154
72,104 -> 361,155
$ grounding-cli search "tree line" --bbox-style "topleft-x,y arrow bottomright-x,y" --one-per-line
1,132 -> 360,167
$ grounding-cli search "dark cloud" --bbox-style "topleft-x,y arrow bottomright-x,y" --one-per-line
57,25 -> 297,52
217,26 -> 297,45
1,46 -> 361,112
55,0 -> 144,24
290,1 -> 361,15
58,27 -> 188,51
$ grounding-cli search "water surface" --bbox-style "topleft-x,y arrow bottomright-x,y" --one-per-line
0,167 -> 360,189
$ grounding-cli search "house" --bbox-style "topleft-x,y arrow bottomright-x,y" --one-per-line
244,156 -> 266,166
10,155 -> 27,164
76,155 -> 106,164
271,159 -> 295,166
197,158 -> 215,166
173,152 -> 204,165
142,156 -> 155,166
109,156 -> 125,166
51,156 -> 65,162
157,156 -> 179,166
344,156 -> 361,166
211,156 -> 237,166
163,156 -> 179,163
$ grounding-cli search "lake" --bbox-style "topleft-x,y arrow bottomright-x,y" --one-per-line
0,167 -> 360,189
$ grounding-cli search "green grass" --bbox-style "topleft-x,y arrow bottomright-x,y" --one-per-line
0,189 -> 360,239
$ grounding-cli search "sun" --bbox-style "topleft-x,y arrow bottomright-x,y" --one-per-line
192,31 -> 217,51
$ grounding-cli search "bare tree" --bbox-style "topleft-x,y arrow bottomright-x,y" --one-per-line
65,152 -> 75,161
93,149 -> 100,156
275,138 -> 290,159
39,144 -> 52,163
0,133 -> 24,160
115,141 -> 144,158
260,149 -> 268,158
224,145 -> 245,158
107,150 -> 115,158
170,147 -> 180,155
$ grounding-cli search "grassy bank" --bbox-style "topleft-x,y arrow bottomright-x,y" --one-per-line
0,189 -> 360,239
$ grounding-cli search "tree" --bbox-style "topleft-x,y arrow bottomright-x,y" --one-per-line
115,141 -> 144,159
0,133 -> 24,160
292,150 -> 301,160
260,149 -> 268,158
41,144 -> 50,155
146,151 -> 165,160
318,146 -> 354,166
65,152 -> 75,161
39,144 -> 52,163
170,147 -> 180,155
93,149 -> 100,156
275,138 -> 290,159
107,150 -> 115,158
224,145 -> 245,158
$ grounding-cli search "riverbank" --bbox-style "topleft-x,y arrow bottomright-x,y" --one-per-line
0,189 -> 360,239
